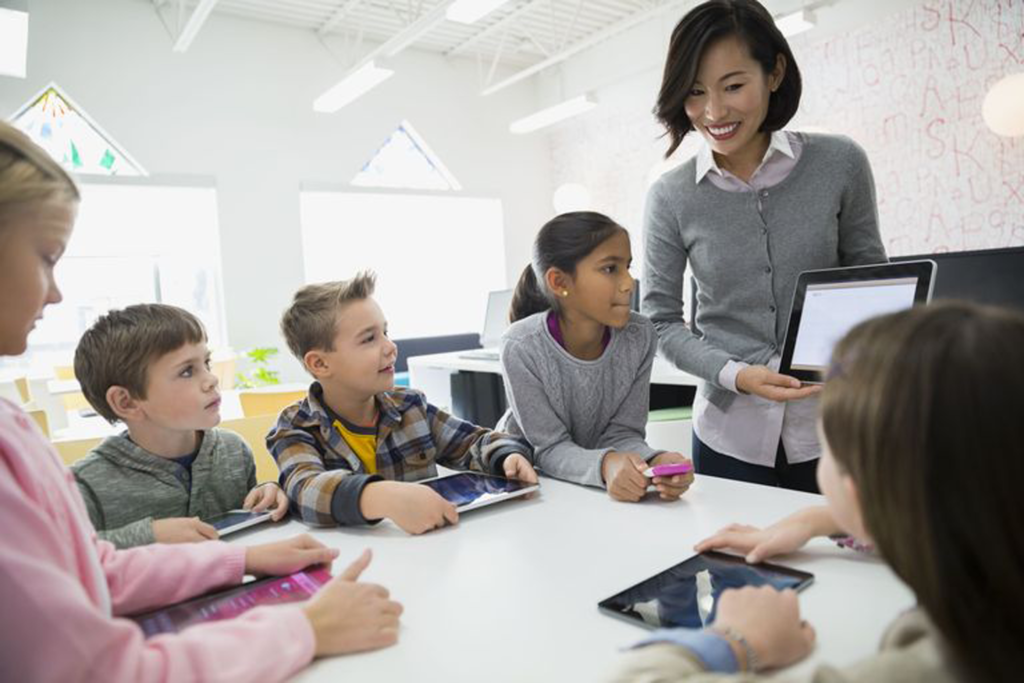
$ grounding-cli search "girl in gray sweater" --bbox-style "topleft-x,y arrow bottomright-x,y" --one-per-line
498,212 -> 694,502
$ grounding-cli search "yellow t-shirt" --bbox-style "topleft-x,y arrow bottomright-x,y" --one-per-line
332,415 -> 378,475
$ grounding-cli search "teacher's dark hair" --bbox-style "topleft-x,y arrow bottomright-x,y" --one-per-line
656,0 -> 802,157
510,212 -> 626,323
822,302 -> 1024,682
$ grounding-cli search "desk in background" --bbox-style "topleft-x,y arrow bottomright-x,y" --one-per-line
228,473 -> 914,683
408,351 -> 701,454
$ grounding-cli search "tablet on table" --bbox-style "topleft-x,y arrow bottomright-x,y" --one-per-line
418,471 -> 539,513
130,567 -> 332,637
598,551 -> 814,629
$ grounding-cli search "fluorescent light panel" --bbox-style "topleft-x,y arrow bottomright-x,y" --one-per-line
510,94 -> 597,134
775,9 -> 815,37
313,61 -> 395,113
446,0 -> 510,25
0,7 -> 29,79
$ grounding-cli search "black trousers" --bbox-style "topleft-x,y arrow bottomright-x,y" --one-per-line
692,434 -> 820,494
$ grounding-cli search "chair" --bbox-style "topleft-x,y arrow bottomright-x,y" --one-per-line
14,376 -> 30,404
645,406 -> 694,457
238,390 -> 306,418
54,365 -> 76,380
211,357 -> 237,390
220,414 -> 280,484
27,408 -> 50,438
52,436 -> 103,466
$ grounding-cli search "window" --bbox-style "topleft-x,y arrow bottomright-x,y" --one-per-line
300,190 -> 504,339
4,182 -> 226,373
8,83 -> 145,177
351,121 -> 461,191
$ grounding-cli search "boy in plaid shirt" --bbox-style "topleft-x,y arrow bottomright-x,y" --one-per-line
269,272 -> 537,534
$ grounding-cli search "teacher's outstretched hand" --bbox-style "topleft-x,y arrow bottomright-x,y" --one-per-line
735,365 -> 822,402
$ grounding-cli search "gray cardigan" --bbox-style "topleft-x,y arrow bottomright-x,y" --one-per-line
71,428 -> 256,548
642,133 -> 887,411
497,311 -> 661,488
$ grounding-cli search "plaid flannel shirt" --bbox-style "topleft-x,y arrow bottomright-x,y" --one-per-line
267,383 -> 533,526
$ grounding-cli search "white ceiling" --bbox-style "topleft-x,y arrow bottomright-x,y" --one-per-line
150,0 -> 682,85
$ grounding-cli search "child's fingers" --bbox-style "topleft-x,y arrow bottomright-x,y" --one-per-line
250,491 -> 272,512
270,500 -> 289,520
442,503 -> 459,526
242,489 -> 259,510
195,520 -> 219,540
339,548 -> 373,581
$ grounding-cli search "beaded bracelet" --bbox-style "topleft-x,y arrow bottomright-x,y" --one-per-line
711,625 -> 760,673
829,533 -> 874,554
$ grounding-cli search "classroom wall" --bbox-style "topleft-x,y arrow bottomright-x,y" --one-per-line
0,0 -> 553,381
540,0 -> 1024,261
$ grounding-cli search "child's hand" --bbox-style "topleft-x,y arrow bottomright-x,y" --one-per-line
601,452 -> 649,502
649,452 -> 695,500
361,481 -> 459,535
152,517 -> 219,543
304,549 -> 403,657
244,534 -> 340,577
502,453 -> 539,484
243,482 -> 290,521
710,586 -> 815,670
695,506 -> 838,563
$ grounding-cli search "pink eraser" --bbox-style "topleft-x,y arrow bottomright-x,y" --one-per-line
644,463 -> 694,477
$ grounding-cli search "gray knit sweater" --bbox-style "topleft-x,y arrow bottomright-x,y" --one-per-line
497,311 -> 661,488
71,428 -> 256,548
642,133 -> 887,412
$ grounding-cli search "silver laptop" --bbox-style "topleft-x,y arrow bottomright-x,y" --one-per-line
459,289 -> 512,361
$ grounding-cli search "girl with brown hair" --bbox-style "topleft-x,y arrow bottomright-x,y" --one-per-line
613,302 -> 1024,681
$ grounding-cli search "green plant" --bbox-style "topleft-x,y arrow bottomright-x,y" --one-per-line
235,347 -> 281,389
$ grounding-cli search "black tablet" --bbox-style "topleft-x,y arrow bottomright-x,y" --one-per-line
598,551 -> 814,630
418,471 -> 538,512
205,509 -> 274,535
130,567 -> 331,637
780,261 -> 936,383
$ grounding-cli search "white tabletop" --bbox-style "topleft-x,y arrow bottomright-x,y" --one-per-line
228,474 -> 913,682
407,350 -> 701,387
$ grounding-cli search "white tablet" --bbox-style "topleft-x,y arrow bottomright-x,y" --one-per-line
205,509 -> 274,536
780,261 -> 936,383
418,471 -> 539,512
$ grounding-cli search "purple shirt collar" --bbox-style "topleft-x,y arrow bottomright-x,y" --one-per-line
546,310 -> 611,353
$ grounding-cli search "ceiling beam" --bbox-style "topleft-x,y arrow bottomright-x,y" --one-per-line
445,0 -> 546,58
318,0 -> 366,36
172,0 -> 219,52
481,0 -> 691,95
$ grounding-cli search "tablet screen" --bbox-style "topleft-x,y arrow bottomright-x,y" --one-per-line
131,567 -> 331,637
419,472 -> 536,510
598,552 -> 813,630
789,277 -> 920,372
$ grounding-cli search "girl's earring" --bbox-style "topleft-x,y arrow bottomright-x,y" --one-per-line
561,290 -> 569,297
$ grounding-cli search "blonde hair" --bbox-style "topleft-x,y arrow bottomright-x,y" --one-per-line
0,122 -> 80,226
281,272 -> 377,363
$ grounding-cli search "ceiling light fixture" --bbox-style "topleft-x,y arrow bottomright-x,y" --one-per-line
313,60 -> 395,113
510,94 -> 597,134
775,8 -> 815,37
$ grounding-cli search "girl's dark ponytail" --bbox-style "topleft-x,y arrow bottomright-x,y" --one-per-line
509,264 -> 550,323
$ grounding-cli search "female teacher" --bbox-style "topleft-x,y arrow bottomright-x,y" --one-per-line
642,0 -> 886,492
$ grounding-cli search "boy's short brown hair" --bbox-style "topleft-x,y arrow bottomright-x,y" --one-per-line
74,304 -> 207,423
280,272 -> 376,365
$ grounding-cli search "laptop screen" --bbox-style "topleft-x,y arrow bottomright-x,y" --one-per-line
480,289 -> 513,348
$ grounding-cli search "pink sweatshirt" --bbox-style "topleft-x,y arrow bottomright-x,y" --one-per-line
0,399 -> 316,682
